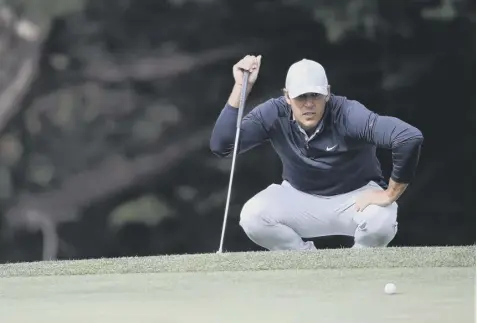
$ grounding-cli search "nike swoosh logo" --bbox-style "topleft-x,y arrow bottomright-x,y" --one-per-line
326,145 -> 337,151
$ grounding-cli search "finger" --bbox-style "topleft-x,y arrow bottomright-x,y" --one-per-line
250,56 -> 261,74
355,200 -> 368,212
241,56 -> 251,68
247,59 -> 256,72
234,59 -> 245,69
249,56 -> 260,71
240,58 -> 254,72
358,202 -> 369,212
236,62 -> 249,72
253,58 -> 259,71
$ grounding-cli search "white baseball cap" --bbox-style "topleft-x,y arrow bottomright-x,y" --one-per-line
285,59 -> 329,99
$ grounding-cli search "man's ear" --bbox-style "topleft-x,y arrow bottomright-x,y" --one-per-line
283,88 -> 291,104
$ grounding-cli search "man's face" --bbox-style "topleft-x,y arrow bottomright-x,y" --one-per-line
285,91 -> 329,130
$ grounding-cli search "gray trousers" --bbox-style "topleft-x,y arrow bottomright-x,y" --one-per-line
239,180 -> 398,250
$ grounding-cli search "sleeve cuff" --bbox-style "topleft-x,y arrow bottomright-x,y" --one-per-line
224,103 -> 239,112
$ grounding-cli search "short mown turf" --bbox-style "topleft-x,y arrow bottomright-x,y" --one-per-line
0,246 -> 474,277
0,246 -> 474,323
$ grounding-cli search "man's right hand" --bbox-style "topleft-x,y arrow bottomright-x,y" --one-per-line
233,55 -> 262,86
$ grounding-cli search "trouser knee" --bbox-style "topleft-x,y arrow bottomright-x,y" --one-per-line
239,199 -> 315,251
354,205 -> 398,247
239,197 -> 269,239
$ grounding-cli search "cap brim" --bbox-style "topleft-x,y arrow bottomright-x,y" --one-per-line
288,85 -> 328,99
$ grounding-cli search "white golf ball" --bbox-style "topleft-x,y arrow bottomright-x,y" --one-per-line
384,283 -> 397,294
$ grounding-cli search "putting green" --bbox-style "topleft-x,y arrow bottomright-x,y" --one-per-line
0,246 -> 474,323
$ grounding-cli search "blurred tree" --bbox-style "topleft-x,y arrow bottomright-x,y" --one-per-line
0,0 -> 474,262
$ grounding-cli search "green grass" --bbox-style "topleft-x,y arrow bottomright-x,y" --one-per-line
0,246 -> 474,277
0,246 -> 475,323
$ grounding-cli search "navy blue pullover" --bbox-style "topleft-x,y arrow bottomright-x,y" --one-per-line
210,95 -> 423,196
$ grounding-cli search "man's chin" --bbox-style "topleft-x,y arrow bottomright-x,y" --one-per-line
300,120 -> 319,130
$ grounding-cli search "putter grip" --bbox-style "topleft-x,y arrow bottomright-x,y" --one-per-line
236,71 -> 250,128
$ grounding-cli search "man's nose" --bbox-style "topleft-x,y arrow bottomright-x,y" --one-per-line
304,97 -> 314,106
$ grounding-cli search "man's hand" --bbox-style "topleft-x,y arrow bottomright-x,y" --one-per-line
354,179 -> 408,212
228,55 -> 262,108
233,55 -> 262,85
354,190 -> 394,212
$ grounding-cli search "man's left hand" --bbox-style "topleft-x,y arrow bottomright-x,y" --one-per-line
354,189 -> 395,212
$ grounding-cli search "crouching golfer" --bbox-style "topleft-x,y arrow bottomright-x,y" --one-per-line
210,55 -> 423,250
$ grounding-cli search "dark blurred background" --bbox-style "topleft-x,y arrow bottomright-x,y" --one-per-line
0,0 -> 474,263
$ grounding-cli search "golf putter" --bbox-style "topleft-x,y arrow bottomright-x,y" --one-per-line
217,70 -> 250,254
